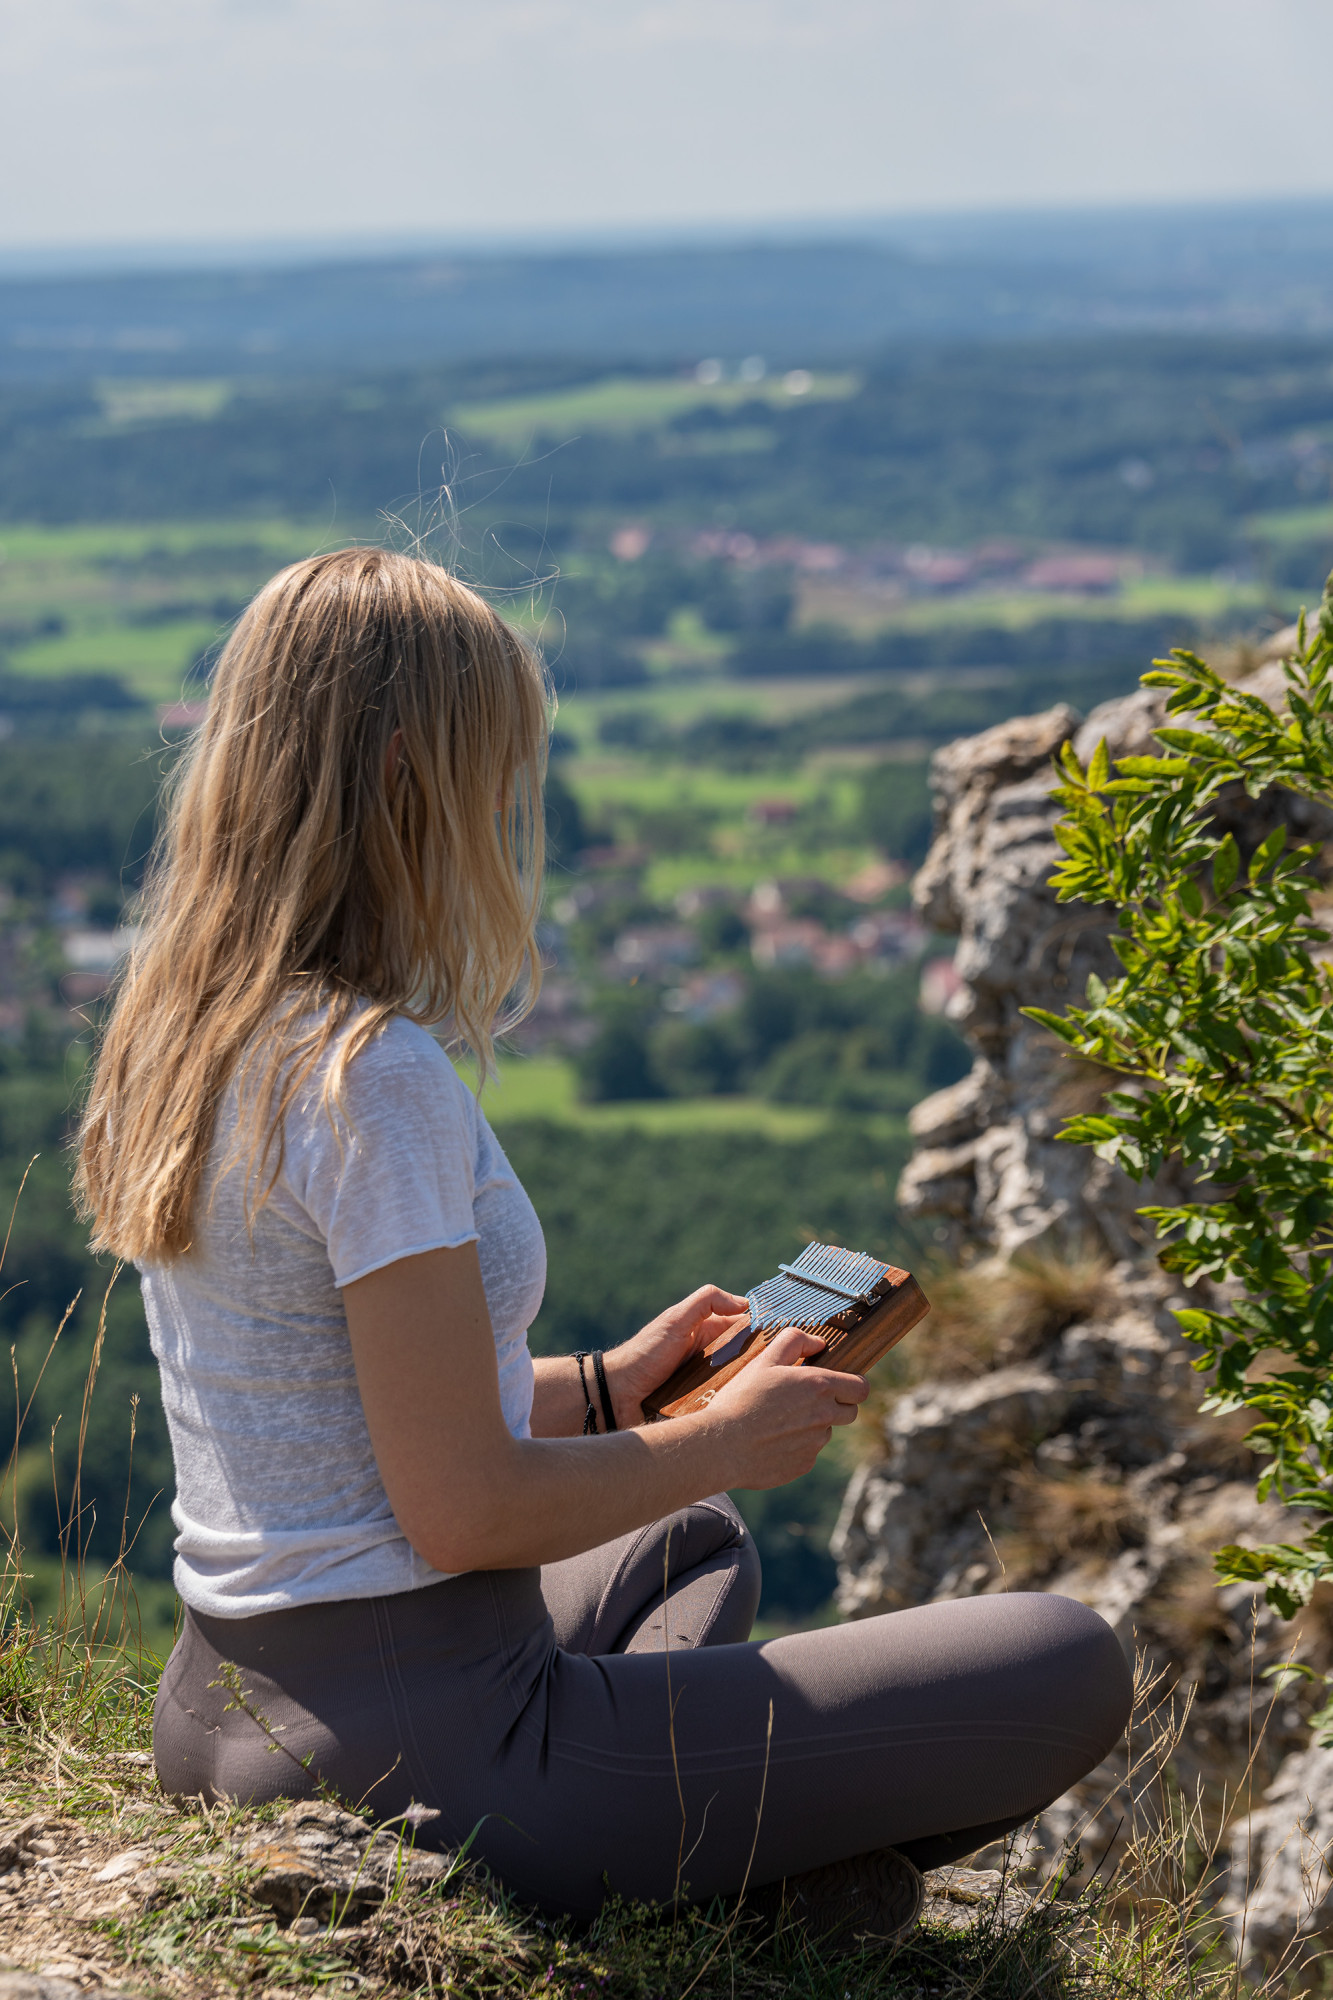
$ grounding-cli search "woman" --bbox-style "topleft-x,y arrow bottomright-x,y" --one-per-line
78,548 -> 1131,1936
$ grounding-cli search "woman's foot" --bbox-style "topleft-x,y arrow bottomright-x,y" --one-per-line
748,1845 -> 924,1952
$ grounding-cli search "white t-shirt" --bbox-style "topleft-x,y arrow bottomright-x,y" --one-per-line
139,1013 -> 546,1618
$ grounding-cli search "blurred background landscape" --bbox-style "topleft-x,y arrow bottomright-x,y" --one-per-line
4,200 -> 1332,1640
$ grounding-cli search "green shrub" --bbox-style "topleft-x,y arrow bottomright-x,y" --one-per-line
1030,573 -> 1333,1619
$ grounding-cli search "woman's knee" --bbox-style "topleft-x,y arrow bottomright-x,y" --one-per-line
694,1496 -> 761,1589
1015,1591 -> 1134,1759
686,1492 -> 749,1547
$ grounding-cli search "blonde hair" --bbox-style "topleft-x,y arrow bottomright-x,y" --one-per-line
77,547 -> 549,1264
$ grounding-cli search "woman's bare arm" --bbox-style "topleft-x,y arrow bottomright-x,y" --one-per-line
343,1243 -> 866,1573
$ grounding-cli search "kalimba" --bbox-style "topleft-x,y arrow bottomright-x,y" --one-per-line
642,1242 -> 930,1422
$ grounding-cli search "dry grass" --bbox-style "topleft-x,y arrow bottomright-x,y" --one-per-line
1081,1656 -> 1333,1997
1000,1467 -> 1150,1582
900,1244 -> 1112,1386
1206,627 -> 1300,685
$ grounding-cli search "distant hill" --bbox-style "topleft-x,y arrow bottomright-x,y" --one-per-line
3,201 -> 1333,379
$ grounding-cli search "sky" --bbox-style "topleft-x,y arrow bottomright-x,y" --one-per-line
4,0 -> 1333,256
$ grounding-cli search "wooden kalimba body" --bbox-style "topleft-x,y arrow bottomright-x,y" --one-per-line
642,1242 -> 930,1422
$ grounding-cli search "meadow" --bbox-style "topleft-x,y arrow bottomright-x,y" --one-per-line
447,367 -> 860,445
794,566 -> 1270,638
477,1053 -> 894,1139
0,517 -> 341,703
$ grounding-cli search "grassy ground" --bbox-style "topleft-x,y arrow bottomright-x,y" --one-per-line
0,1576 -> 1286,2000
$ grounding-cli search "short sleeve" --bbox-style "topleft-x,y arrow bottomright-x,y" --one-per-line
281,1019 -> 480,1288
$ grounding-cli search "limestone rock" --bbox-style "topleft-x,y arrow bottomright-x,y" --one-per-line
921,1865 -> 1035,1933
1221,1746 -> 1333,1966
899,662 -> 1333,1262
244,1800 -> 458,1924
90,1853 -> 149,1885
833,1364 -> 1071,1612
834,658 -> 1333,1951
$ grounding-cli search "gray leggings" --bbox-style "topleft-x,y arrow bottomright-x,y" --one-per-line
154,1495 -> 1132,1917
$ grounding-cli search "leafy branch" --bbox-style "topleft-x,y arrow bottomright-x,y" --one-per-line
1026,574 -> 1333,1618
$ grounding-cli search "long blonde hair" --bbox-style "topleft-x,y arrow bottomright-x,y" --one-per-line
77,547 -> 549,1264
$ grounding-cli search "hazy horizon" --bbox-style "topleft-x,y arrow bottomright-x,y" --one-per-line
2,191 -> 1333,280
5,0 -> 1333,256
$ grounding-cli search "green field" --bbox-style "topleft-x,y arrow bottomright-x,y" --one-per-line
795,569 -> 1270,638
1244,503 -> 1333,548
6,617 -> 222,705
474,1053 -> 903,1140
93,378 -> 235,429
550,750 -> 877,900
562,756 -> 861,816
0,514 -> 1278,720
552,670 -> 906,744
448,371 -> 860,447
0,516 -> 907,902
0,511 -> 1179,905
0,518 -> 354,703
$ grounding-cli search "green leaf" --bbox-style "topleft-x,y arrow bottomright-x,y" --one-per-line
1066,1115 -> 1122,1141
1250,824 -> 1288,884
1087,738 -> 1111,790
1116,756 -> 1192,777
1020,1006 -> 1083,1046
1179,878 -> 1203,918
1263,1660 -> 1322,1691
1213,834 -> 1240,898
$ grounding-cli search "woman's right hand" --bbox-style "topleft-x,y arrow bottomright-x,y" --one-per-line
702,1329 -> 868,1489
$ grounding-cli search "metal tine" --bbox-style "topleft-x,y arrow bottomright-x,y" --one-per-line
791,1242 -> 889,1294
748,1241 -> 894,1334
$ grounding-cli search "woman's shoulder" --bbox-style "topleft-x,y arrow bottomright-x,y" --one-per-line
279,1011 -> 481,1191
334,1013 -> 471,1115
348,1012 -> 456,1073
272,1012 -> 488,1267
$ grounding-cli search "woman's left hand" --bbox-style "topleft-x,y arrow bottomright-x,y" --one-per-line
603,1285 -> 750,1428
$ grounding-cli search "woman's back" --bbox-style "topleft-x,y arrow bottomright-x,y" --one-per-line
143,1013 -> 545,1616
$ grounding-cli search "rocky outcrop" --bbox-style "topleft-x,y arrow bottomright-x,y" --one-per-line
1220,1746 -> 1333,1965
834,628 -> 1333,1958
